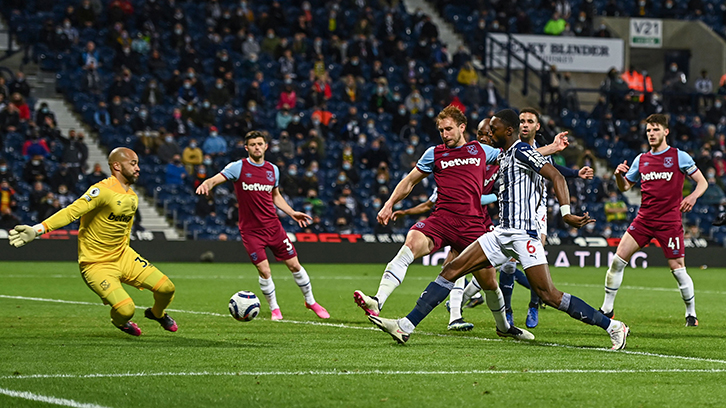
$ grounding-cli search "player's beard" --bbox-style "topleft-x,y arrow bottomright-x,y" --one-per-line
121,167 -> 138,185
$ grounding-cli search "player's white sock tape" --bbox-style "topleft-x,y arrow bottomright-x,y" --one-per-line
375,245 -> 414,307
449,276 -> 466,323
601,254 -> 627,313
484,288 -> 508,332
259,277 -> 279,311
461,277 -> 482,305
292,266 -> 315,305
672,267 -> 696,317
499,260 -> 517,275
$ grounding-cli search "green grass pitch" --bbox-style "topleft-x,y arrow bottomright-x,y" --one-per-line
1,261 -> 726,407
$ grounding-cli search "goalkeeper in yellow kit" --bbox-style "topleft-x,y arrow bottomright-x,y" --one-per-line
8,147 -> 177,336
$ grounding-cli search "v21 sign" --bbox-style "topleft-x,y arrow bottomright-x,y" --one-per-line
630,18 -> 662,48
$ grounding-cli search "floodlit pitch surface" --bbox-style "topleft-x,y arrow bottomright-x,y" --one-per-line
1,261 -> 725,407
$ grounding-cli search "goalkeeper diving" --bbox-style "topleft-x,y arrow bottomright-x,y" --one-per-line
8,147 -> 177,336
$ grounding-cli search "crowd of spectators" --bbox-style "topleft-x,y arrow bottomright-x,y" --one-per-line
1,0 -> 725,242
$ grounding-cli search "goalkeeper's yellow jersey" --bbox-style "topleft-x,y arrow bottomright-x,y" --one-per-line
41,176 -> 138,264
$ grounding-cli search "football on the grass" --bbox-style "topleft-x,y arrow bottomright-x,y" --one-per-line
229,291 -> 261,321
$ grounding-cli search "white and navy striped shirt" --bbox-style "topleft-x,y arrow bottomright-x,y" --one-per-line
498,141 -> 548,231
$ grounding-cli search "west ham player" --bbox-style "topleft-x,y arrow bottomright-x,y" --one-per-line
369,109 -> 630,350
9,148 -> 177,336
461,108 -> 594,329
354,106 -> 563,339
196,131 -> 329,320
600,113 -> 707,326
390,118 -> 496,331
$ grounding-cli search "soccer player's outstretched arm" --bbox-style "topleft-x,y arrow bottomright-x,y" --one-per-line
196,173 -> 227,196
540,162 -> 595,228
681,168 -> 708,212
272,187 -> 312,227
536,131 -> 569,156
8,185 -> 106,248
392,200 -> 434,220
378,167 -> 428,225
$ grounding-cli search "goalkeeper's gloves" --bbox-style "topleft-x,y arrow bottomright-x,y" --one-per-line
8,224 -> 45,248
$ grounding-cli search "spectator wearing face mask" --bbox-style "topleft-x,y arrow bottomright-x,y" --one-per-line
131,106 -> 154,134
157,132 -> 182,164
208,78 -> 231,107
182,139 -> 203,174
23,155 -> 49,184
299,164 -> 319,194
167,108 -> 188,137
202,127 -> 227,157
303,189 -> 325,217
361,139 -> 390,170
165,154 -> 187,186
275,106 -> 293,130
142,79 -> 163,107
56,184 -> 75,208
178,79 -> 199,105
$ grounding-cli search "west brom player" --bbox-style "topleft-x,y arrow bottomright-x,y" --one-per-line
600,113 -> 707,326
196,131 -> 330,321
355,105 -> 564,339
369,109 -> 630,350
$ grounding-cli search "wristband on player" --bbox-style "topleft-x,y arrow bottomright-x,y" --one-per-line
32,223 -> 46,236
560,205 -> 571,217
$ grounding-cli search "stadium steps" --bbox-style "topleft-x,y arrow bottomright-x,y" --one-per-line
0,18 -> 20,52
37,98 -> 184,240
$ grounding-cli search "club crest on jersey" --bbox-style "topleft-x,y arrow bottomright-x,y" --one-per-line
467,145 -> 479,155
245,173 -> 252,178
266,170 -> 274,182
664,157 -> 674,168
414,221 -> 426,229
251,252 -> 258,261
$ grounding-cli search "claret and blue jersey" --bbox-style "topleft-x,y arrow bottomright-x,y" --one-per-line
415,140 -> 500,218
221,158 -> 281,231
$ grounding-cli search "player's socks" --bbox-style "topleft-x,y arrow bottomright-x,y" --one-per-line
461,276 -> 482,306
292,266 -> 316,305
671,267 -> 696,317
601,254 -> 627,314
374,245 -> 414,307
558,292 -> 611,330
150,278 -> 175,319
499,269 -> 515,311
448,276 -> 466,323
513,269 -> 531,289
259,276 -> 280,311
405,276 -> 454,328
484,287 -> 509,332
110,299 -> 135,327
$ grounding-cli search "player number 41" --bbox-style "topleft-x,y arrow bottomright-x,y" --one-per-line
667,237 -> 680,250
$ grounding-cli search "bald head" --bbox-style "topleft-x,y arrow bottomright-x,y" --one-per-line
108,147 -> 139,187
108,147 -> 136,168
476,118 -> 491,144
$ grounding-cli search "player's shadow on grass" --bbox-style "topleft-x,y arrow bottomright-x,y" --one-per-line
80,333 -> 267,348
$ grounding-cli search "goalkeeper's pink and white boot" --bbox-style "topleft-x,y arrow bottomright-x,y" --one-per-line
118,321 -> 141,336
305,302 -> 330,319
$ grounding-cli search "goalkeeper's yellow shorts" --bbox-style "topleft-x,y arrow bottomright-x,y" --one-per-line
79,246 -> 168,308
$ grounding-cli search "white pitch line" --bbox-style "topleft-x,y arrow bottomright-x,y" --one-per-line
0,386 -> 110,408
4,274 -> 726,296
2,368 -> 726,381
3,294 -> 726,365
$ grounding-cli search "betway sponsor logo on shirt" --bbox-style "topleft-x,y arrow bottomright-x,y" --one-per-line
441,157 -> 481,170
242,182 -> 274,192
641,171 -> 673,182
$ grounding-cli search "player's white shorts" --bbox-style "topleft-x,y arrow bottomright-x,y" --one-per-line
477,227 -> 548,270
536,205 -> 547,238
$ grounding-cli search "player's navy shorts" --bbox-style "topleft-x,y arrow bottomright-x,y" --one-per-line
410,211 -> 493,254
626,216 -> 685,259
240,223 -> 297,264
